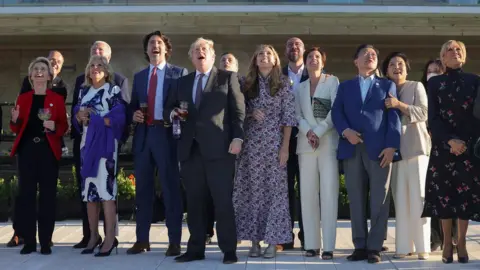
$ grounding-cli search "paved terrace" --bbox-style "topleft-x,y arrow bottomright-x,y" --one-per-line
0,220 -> 479,269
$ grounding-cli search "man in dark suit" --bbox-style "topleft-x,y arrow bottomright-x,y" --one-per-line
71,41 -> 130,249
164,37 -> 245,264
7,50 -> 68,248
126,31 -> 187,256
281,37 -> 308,250
331,44 -> 401,263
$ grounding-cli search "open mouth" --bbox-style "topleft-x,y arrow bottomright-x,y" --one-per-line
198,56 -> 205,60
34,74 -> 44,78
152,49 -> 160,54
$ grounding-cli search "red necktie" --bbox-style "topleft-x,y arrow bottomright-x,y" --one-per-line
147,67 -> 157,124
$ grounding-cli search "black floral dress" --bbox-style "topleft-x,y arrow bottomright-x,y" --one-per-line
422,68 -> 480,221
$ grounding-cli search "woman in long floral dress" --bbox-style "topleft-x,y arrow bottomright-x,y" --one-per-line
422,40 -> 480,264
233,44 -> 297,259
73,55 -> 126,257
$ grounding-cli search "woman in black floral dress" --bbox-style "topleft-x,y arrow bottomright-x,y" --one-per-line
422,40 -> 480,264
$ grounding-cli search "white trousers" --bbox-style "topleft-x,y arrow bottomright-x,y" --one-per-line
299,152 -> 339,251
392,155 -> 431,254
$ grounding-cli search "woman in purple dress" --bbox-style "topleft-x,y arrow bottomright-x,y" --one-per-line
233,44 -> 297,259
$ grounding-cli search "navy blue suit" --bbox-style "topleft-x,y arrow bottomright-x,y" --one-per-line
332,75 -> 401,251
130,63 -> 187,244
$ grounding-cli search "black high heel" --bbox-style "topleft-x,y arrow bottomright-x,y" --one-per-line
94,238 -> 118,257
81,236 -> 103,255
457,244 -> 469,263
442,244 -> 453,264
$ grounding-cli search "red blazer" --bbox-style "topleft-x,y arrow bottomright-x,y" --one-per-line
10,89 -> 68,160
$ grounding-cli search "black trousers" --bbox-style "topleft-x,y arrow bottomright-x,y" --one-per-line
286,128 -> 304,245
17,138 -> 58,247
182,142 -> 236,254
206,191 -> 215,237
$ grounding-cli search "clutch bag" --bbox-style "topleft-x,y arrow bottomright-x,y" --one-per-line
312,97 -> 331,119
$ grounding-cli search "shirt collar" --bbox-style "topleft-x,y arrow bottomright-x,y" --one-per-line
195,66 -> 213,78
288,64 -> 304,75
358,73 -> 375,82
149,62 -> 167,73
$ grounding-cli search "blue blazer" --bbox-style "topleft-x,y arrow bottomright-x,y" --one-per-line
130,63 -> 188,151
331,75 -> 401,161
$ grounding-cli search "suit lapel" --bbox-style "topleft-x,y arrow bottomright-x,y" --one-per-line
300,80 -> 316,125
203,66 -> 217,94
353,77 -> 363,105
163,63 -> 173,102
141,67 -> 150,102
300,68 -> 309,83
364,76 -> 378,104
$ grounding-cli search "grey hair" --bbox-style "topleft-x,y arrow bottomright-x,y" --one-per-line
188,37 -> 215,59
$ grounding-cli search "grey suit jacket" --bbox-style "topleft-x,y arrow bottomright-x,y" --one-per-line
164,66 -> 245,161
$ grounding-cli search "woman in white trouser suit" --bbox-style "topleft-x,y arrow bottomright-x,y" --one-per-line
295,47 -> 339,260
382,52 -> 431,260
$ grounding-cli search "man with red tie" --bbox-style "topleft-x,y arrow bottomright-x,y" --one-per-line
127,31 -> 188,256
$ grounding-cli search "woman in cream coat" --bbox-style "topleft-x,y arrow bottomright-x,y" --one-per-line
295,47 -> 339,260
382,52 -> 431,260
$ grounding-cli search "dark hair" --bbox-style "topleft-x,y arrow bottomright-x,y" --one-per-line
420,59 -> 444,89
381,52 -> 411,80
142,30 -> 173,62
353,44 -> 379,59
303,47 -> 327,67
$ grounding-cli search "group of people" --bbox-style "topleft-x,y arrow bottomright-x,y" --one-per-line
5,30 -> 480,265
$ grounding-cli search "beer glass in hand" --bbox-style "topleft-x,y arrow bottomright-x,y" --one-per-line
38,108 -> 52,133
177,101 -> 188,121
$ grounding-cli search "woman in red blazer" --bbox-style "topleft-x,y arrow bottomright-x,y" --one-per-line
9,57 -> 68,255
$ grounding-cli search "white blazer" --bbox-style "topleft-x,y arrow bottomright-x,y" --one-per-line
295,74 -> 339,155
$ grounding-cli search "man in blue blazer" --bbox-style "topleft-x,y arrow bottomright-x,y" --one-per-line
71,41 -> 130,249
127,31 -> 187,256
331,44 -> 401,264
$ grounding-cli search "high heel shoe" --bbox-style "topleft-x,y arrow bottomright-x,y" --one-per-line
442,244 -> 453,264
94,238 -> 118,257
457,244 -> 469,263
81,236 -> 103,254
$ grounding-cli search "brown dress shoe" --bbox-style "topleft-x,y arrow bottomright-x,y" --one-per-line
126,242 -> 151,255
7,235 -> 24,247
165,243 -> 181,256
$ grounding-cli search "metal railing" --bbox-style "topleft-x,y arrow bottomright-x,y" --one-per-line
0,0 -> 479,7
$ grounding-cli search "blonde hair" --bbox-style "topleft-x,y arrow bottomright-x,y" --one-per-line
28,57 -> 54,89
83,55 -> 115,87
220,53 -> 239,72
440,40 -> 467,67
244,44 -> 283,99
188,37 -> 215,59
90,40 -> 112,59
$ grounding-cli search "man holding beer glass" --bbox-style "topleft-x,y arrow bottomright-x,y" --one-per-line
128,30 -> 188,256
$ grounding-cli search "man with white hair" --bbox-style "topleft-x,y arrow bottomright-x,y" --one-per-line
70,40 -> 130,249
164,37 -> 245,264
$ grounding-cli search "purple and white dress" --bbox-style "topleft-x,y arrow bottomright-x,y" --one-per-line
75,83 -> 125,202
233,76 -> 297,244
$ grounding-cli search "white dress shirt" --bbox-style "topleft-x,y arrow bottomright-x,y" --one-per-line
288,64 -> 305,92
148,62 -> 166,120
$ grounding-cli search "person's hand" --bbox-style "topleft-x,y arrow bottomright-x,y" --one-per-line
252,109 -> 266,122
379,147 -> 395,168
307,130 -> 319,149
279,144 -> 289,167
448,139 -> 466,156
76,108 -> 92,124
343,128 -> 363,145
43,120 -> 56,131
10,105 -> 20,123
229,139 -> 243,155
133,110 -> 144,123
385,93 -> 400,109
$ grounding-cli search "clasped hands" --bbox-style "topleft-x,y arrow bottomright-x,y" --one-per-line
307,130 -> 319,150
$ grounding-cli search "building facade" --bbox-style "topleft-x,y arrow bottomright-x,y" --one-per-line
1,0 -> 480,129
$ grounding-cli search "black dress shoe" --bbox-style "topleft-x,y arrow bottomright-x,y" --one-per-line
368,250 -> 381,264
73,238 -> 89,249
381,246 -> 389,252
7,235 -> 24,247
20,245 -> 36,255
223,251 -> 238,264
174,252 -> 205,263
165,243 -> 181,256
279,242 -> 294,250
347,249 -> 367,261
40,246 -> 52,255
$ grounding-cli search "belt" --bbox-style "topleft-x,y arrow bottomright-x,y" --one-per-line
148,120 -> 165,126
32,137 -> 46,143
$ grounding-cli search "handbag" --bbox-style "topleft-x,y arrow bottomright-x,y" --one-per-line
312,97 -> 331,119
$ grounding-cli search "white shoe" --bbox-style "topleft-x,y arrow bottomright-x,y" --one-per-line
418,252 -> 429,260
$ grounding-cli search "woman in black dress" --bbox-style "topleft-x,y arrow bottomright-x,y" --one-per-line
422,40 -> 480,264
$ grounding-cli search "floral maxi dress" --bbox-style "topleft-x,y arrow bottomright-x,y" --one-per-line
233,76 -> 297,244
422,68 -> 480,221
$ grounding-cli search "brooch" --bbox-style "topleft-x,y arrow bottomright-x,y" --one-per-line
49,103 -> 53,107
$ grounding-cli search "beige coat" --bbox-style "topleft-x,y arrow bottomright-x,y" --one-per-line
397,80 -> 431,159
